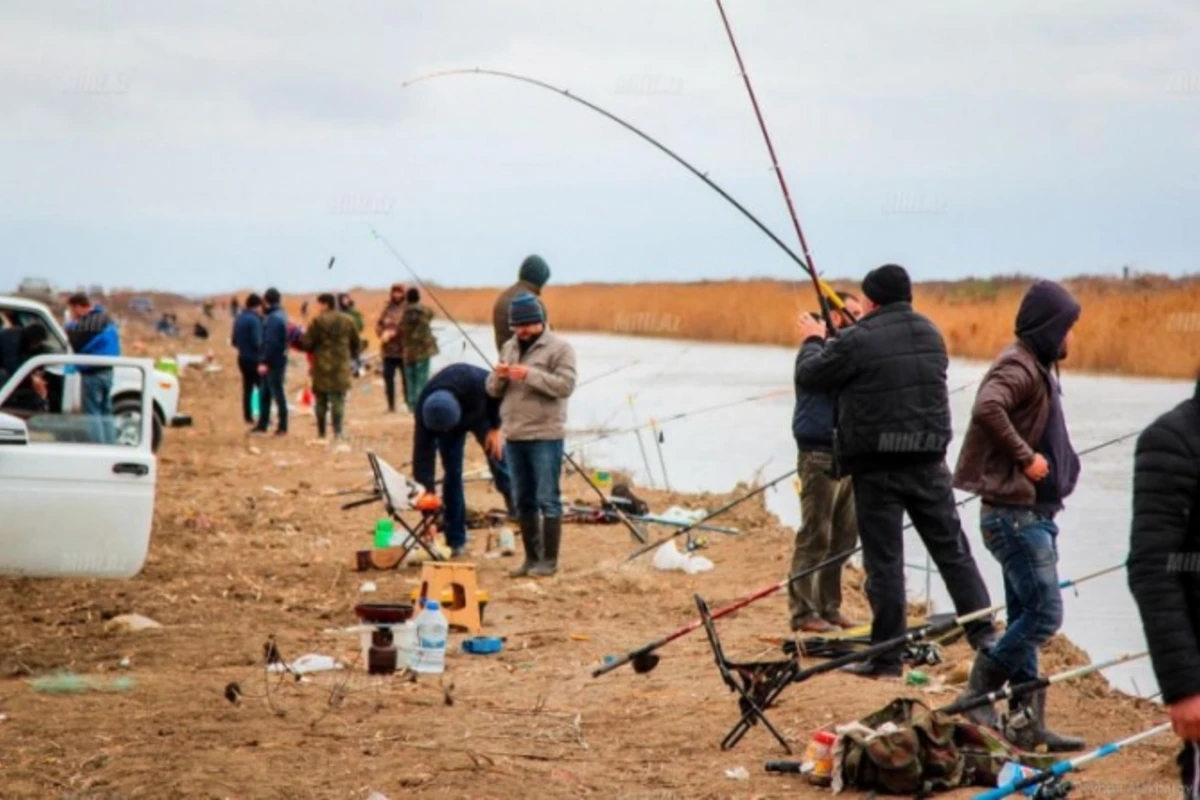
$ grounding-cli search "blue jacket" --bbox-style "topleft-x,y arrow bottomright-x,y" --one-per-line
67,306 -> 120,372
231,310 -> 263,362
411,364 -> 502,491
260,306 -> 289,366
792,346 -> 836,450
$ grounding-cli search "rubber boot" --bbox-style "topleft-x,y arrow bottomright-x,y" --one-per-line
1006,689 -> 1086,753
954,651 -> 1009,730
509,514 -> 541,578
529,517 -> 561,577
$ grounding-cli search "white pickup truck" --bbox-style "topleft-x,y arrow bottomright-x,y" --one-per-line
0,295 -> 190,451
0,353 -> 157,578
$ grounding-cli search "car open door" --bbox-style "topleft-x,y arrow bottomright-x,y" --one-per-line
0,354 -> 157,578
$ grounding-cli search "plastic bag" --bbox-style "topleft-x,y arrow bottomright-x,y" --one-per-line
652,540 -> 714,575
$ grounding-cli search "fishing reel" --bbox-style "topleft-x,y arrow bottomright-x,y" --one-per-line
1033,777 -> 1073,799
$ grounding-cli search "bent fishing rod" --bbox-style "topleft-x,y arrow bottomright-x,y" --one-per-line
402,68 -> 845,309
369,227 -> 649,545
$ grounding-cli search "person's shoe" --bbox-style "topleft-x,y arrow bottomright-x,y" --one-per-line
792,617 -> 836,634
1005,689 -> 1086,753
529,517 -> 561,577
823,612 -> 859,630
509,514 -> 542,578
450,545 -> 468,559
954,651 -> 1009,730
274,429 -> 288,437
249,428 -> 268,437
841,660 -> 903,679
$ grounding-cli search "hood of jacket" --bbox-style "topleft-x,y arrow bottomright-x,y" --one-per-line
1015,281 -> 1080,365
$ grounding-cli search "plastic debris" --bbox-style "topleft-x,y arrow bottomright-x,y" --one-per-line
724,766 -> 750,781
29,672 -> 136,694
906,670 -> 930,687
266,654 -> 344,675
359,581 -> 378,593
652,540 -> 714,575
104,614 -> 163,634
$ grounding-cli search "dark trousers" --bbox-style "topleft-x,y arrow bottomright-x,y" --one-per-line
852,461 -> 994,667
382,357 -> 408,411
238,358 -> 258,423
314,391 -> 346,438
256,362 -> 288,433
507,439 -> 565,519
1183,742 -> 1199,799
436,431 -> 515,548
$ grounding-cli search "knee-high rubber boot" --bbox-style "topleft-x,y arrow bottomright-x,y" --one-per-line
510,514 -> 542,578
953,651 -> 1009,730
1005,689 -> 1086,753
529,517 -> 561,577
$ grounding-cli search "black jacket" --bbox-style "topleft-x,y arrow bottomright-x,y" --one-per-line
794,302 -> 952,474
1127,379 -> 1200,705
412,364 -> 502,492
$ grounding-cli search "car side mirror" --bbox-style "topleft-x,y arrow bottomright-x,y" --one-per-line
0,412 -> 30,446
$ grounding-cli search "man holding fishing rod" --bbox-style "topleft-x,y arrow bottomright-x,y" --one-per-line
795,264 -> 997,679
1128,372 -> 1200,798
952,280 -> 1085,753
789,291 -> 864,634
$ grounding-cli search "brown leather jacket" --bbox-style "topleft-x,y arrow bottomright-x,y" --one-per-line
492,280 -> 545,352
953,341 -> 1051,506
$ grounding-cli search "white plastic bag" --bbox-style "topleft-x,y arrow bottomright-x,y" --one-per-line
652,541 -> 714,575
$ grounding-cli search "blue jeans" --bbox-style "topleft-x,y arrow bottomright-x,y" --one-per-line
979,507 -> 1063,684
507,440 -> 564,519
257,363 -> 288,432
436,431 -> 515,548
81,369 -> 114,444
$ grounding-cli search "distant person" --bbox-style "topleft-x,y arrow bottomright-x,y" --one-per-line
788,292 -> 863,634
338,293 -> 365,377
229,295 -> 240,317
952,281 -> 1084,751
202,301 -> 214,320
155,313 -> 177,337
1128,373 -> 1200,799
413,364 -> 514,558
232,293 -> 264,426
66,292 -> 121,443
486,292 -> 577,578
254,287 -> 289,436
300,300 -> 310,320
795,264 -> 996,678
301,293 -> 361,440
493,255 -> 550,352
193,322 -> 209,340
399,287 -> 439,412
376,283 -> 409,413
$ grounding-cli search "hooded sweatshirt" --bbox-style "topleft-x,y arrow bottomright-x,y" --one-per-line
1015,281 -> 1082,514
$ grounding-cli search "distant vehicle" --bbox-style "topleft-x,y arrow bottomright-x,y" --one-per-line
128,297 -> 154,314
15,277 -> 57,305
88,284 -> 106,298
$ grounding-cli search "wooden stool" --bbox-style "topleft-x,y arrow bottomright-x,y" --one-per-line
418,562 -> 482,633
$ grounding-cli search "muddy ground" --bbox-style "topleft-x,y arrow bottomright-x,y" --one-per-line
0,307 -> 1183,799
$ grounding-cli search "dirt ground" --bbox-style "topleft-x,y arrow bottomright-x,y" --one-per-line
0,306 -> 1184,799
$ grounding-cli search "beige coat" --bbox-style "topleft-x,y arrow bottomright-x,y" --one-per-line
485,331 -> 576,441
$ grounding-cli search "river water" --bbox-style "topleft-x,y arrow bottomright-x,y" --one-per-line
429,323 -> 1194,698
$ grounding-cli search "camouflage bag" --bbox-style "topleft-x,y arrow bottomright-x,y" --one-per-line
835,698 -> 1056,796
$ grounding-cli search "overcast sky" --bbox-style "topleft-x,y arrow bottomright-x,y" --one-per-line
1,0 -> 1198,294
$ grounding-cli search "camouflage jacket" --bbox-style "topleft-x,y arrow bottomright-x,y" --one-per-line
400,304 -> 439,363
376,301 -> 407,359
301,309 -> 361,393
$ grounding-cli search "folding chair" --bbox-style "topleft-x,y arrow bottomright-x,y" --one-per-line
695,593 -> 801,753
342,453 -> 444,565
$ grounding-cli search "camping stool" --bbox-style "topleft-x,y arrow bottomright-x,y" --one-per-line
417,562 -> 483,633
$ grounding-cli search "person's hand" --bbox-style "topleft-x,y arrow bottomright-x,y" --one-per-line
508,365 -> 530,382
1023,453 -> 1050,482
31,372 -> 48,399
494,363 -> 510,379
485,429 -> 505,460
380,330 -> 394,344
257,364 -> 268,377
797,313 -> 827,342
1169,694 -> 1200,741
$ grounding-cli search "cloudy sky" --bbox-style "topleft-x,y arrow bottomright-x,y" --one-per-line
1,0 -> 1198,294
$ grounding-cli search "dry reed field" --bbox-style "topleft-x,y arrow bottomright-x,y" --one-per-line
337,275 -> 1200,379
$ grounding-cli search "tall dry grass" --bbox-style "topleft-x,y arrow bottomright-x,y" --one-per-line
293,276 -> 1200,379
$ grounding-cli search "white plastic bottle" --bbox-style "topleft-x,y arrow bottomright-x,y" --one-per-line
396,619 -> 417,670
411,600 -> 448,675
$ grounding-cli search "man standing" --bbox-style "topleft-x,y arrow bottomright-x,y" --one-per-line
413,363 -> 514,558
789,292 -> 863,634
795,264 -> 996,678
301,293 -> 361,440
254,287 -> 289,436
400,287 -> 439,412
66,293 -> 120,443
493,255 -> 550,353
1128,375 -> 1200,798
232,293 -> 264,426
952,280 -> 1084,751
486,292 -> 576,578
376,283 -> 408,412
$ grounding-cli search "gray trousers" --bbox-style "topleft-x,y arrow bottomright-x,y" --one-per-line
788,449 -> 858,627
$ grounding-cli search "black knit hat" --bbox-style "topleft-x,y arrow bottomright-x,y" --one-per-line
861,264 -> 912,305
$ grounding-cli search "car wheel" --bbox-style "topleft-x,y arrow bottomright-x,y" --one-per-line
112,397 -> 163,452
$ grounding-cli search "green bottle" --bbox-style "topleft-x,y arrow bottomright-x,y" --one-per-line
374,519 -> 394,548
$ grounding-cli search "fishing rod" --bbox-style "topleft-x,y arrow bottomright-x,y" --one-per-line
712,0 -> 847,333
720,562 -> 1127,750
402,69 -> 843,304
576,359 -> 641,390
369,227 -> 649,545
938,650 -> 1149,716
974,722 -> 1173,800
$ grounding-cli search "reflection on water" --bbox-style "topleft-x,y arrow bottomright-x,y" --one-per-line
429,324 -> 1194,698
